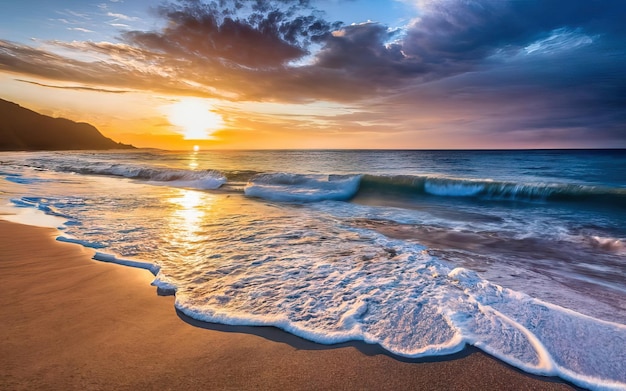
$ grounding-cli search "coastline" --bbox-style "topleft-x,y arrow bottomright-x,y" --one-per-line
0,220 -> 576,390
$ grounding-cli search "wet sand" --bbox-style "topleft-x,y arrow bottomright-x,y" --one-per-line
0,220 -> 576,390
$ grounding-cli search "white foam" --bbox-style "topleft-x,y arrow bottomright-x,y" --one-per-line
92,252 -> 161,275
160,222 -> 625,390
57,235 -> 107,249
448,267 -> 626,390
151,277 -> 178,295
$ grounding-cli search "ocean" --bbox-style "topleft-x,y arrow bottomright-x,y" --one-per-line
1,149 -> 625,390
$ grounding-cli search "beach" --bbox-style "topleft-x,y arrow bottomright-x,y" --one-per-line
0,220 -> 575,390
1,0 -> 625,387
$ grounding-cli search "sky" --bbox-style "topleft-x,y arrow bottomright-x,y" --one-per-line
1,0 -> 625,150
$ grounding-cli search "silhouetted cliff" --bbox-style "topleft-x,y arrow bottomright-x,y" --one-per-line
0,99 -> 134,150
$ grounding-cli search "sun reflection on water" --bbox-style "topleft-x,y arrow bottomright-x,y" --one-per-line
170,189 -> 205,224
188,151 -> 199,169
166,188 -> 213,262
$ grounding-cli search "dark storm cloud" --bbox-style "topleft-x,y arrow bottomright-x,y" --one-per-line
380,41 -> 626,146
402,0 -> 626,64
388,0 -> 626,144
316,24 -> 413,74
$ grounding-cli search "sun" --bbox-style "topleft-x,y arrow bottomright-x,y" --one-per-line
193,145 -> 200,152
168,98 -> 224,140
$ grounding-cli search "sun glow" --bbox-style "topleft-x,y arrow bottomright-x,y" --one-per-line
168,98 -> 225,140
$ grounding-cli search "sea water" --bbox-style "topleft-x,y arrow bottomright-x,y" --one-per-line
1,149 -> 624,390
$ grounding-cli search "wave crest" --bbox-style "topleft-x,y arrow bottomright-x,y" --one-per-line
244,173 -> 361,202
55,162 -> 226,190
360,175 -> 626,205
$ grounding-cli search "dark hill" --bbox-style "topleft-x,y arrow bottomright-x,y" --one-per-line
0,99 -> 134,150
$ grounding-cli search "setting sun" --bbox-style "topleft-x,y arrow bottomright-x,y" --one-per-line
167,98 -> 224,140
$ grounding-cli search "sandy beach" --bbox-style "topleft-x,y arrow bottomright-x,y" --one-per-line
0,220 -> 576,390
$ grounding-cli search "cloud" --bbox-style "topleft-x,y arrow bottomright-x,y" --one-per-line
107,12 -> 139,21
122,0 -> 336,68
377,42 -> 626,146
0,40 -> 212,97
15,79 -> 133,93
2,1 -> 625,99
67,27 -> 95,33
64,9 -> 90,20
314,22 -> 427,81
405,0 -> 624,60
0,0 -> 625,146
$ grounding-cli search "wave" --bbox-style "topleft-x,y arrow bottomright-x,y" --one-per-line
83,165 -> 226,190
242,173 -> 626,206
7,155 -> 625,206
40,161 -> 226,190
244,173 -> 361,202
357,175 -> 626,206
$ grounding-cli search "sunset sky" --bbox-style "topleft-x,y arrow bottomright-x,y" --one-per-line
1,0 -> 625,150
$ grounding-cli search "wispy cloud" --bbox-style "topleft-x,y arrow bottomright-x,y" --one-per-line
109,23 -> 130,29
67,27 -> 95,33
15,79 -> 133,93
107,12 -> 138,22
64,9 -> 90,20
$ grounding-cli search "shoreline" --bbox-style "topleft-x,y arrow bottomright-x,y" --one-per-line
0,220 -> 577,390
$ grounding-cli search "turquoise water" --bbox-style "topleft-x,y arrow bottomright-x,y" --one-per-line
1,149 -> 625,390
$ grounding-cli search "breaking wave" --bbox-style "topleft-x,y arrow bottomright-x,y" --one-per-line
244,173 -> 361,202
242,173 -> 626,207
357,175 -> 626,206
29,160 -> 226,190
